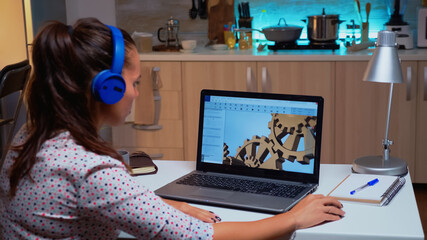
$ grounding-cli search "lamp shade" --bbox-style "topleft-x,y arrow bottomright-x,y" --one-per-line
363,31 -> 404,84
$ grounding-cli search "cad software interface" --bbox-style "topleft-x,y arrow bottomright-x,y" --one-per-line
201,95 -> 319,174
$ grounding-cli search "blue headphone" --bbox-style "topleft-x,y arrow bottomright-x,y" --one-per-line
91,25 -> 126,105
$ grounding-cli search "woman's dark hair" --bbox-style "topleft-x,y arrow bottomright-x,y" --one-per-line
8,18 -> 135,197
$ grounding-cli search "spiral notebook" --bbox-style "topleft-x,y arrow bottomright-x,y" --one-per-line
327,173 -> 406,206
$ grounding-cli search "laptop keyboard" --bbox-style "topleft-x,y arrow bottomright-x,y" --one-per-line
177,173 -> 308,198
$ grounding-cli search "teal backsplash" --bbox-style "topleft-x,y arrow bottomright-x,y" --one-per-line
117,0 -> 423,44
245,0 -> 421,40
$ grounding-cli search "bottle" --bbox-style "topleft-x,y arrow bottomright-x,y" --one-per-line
224,24 -> 236,49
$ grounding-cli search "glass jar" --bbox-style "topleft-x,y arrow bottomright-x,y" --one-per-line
239,32 -> 249,50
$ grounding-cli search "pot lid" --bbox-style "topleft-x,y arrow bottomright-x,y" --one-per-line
308,14 -> 339,19
263,26 -> 302,31
308,8 -> 339,18
263,18 -> 303,31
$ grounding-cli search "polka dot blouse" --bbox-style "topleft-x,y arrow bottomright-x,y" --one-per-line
0,127 -> 214,239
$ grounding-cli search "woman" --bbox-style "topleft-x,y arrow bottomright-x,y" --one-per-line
0,18 -> 344,239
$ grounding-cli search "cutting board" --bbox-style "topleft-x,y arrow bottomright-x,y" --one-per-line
208,0 -> 234,44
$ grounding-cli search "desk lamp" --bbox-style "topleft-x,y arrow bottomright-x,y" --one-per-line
352,30 -> 408,176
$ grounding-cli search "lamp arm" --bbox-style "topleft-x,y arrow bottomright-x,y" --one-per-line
383,83 -> 394,161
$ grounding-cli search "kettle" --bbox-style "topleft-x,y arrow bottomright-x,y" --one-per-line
157,16 -> 180,48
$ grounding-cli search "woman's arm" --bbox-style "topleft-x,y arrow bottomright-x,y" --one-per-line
213,212 -> 296,240
213,194 -> 345,240
162,198 -> 221,223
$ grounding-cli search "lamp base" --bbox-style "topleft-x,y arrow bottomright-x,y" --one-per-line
352,155 -> 408,176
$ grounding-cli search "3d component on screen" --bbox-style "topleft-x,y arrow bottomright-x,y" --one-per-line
268,114 -> 316,165
223,113 -> 317,170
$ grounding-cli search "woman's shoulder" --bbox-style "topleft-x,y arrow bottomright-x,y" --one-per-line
39,131 -> 124,173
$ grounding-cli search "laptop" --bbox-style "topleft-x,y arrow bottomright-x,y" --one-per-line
155,89 -> 324,214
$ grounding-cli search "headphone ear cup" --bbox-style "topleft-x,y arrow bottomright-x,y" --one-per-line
92,70 -> 126,104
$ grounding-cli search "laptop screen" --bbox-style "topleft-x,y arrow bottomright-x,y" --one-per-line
197,90 -> 323,183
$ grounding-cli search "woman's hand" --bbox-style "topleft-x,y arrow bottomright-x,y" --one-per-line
162,198 -> 221,223
288,194 -> 345,229
178,202 -> 222,223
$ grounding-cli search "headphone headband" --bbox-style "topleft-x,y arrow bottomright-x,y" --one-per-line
106,25 -> 125,74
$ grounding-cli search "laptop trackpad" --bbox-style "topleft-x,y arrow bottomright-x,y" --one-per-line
191,188 -> 233,200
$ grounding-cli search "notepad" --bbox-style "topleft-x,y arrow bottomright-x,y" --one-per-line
327,173 -> 405,206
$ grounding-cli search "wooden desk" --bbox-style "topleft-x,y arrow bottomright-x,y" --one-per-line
119,161 -> 424,240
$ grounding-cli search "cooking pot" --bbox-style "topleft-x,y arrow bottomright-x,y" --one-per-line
303,9 -> 344,42
236,18 -> 303,42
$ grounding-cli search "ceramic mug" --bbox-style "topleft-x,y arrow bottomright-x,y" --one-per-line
117,149 -> 130,165
181,40 -> 197,50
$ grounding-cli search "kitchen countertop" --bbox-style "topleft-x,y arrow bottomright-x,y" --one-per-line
139,45 -> 427,62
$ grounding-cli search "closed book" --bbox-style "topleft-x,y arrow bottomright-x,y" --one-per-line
129,152 -> 158,176
327,173 -> 405,206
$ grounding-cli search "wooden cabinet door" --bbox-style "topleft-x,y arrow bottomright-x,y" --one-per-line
256,62 -> 335,164
335,61 -> 416,178
181,61 -> 257,161
112,61 -> 184,160
415,61 -> 427,183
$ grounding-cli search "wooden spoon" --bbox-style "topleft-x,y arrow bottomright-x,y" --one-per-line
356,0 -> 361,14
366,2 -> 371,23
354,0 -> 363,24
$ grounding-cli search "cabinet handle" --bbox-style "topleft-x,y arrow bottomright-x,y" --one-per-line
406,66 -> 412,101
132,66 -> 163,130
262,67 -> 268,92
424,67 -> 427,101
151,67 -> 162,89
246,66 -> 255,92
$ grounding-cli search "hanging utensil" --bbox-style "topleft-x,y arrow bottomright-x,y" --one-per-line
189,0 -> 198,19
199,0 -> 207,19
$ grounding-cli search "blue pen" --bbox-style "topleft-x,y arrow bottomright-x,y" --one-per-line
350,178 -> 379,195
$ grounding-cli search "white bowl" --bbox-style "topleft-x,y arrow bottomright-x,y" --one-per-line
211,44 -> 228,50
181,40 -> 197,50
179,49 -> 196,53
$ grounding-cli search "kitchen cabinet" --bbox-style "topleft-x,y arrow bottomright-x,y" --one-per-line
181,61 -> 335,164
181,61 -> 257,161
256,62 -> 336,164
114,57 -> 427,182
335,61 -> 417,179
112,61 -> 184,160
415,61 -> 427,183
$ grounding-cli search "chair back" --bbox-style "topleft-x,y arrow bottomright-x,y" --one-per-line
0,60 -> 31,99
0,60 -> 31,170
